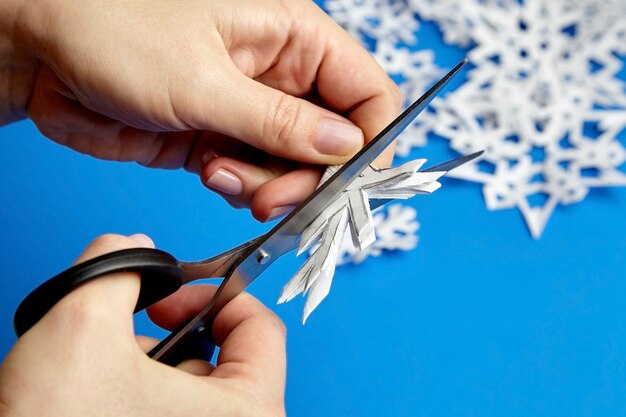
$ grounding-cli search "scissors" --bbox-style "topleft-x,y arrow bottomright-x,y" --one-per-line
14,58 -> 479,366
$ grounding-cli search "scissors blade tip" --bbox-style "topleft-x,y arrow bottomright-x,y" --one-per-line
423,150 -> 484,173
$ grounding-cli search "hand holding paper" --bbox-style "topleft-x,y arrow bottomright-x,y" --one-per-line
0,0 -> 400,219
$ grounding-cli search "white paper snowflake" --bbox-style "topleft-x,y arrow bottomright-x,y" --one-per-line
374,44 -> 444,154
337,204 -> 419,265
323,0 -> 626,238
324,0 -> 419,44
278,160 -> 444,322
412,0 -> 626,237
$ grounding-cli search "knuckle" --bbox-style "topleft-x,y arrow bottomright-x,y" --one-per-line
263,93 -> 302,153
45,295 -> 107,341
65,297 -> 106,324
237,292 -> 287,337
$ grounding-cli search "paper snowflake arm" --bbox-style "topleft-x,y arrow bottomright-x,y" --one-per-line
278,159 -> 446,323
338,204 -> 420,266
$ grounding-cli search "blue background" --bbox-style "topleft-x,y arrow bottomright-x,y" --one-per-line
1,12 -> 626,417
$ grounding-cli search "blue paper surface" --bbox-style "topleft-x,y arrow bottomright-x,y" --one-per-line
1,15 -> 626,417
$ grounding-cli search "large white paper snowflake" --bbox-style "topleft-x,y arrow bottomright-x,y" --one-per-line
278,160 -> 444,322
413,0 -> 626,237
322,0 -> 626,238
324,0 -> 419,44
374,45 -> 444,154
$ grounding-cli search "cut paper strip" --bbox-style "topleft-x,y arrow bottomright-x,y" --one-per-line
279,160 -> 446,323
338,204 -> 420,266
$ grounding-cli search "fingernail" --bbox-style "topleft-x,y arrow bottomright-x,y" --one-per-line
266,205 -> 296,221
128,233 -> 155,248
201,150 -> 218,164
205,169 -> 242,196
315,119 -> 363,156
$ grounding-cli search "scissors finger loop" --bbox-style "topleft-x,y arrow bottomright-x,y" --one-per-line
14,248 -> 183,337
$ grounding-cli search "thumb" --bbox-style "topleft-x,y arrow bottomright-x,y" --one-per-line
198,69 -> 364,165
39,234 -> 155,342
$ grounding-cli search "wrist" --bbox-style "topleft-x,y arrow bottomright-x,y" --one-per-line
0,0 -> 39,126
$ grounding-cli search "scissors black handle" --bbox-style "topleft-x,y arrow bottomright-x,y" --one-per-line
14,248 -> 220,363
13,248 -> 183,337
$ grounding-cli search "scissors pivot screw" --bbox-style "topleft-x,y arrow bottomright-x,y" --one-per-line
256,249 -> 271,265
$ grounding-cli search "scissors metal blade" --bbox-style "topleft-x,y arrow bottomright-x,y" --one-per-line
245,58 -> 470,265
368,150 -> 484,211
422,150 -> 484,173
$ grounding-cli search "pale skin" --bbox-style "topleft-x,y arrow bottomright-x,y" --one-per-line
0,0 -> 401,414
0,234 -> 288,417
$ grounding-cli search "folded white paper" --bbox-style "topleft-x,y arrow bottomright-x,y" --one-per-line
278,160 -> 445,323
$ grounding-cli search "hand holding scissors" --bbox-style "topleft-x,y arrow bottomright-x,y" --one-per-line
1,234 -> 287,417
